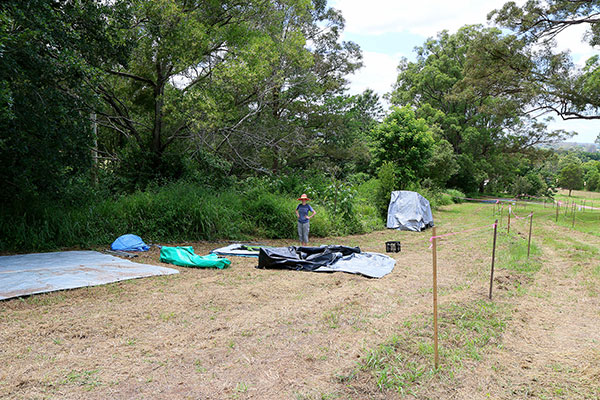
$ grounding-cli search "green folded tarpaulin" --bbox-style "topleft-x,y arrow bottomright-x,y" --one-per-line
160,246 -> 231,269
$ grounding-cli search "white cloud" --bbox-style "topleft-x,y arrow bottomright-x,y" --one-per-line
334,0 -> 600,142
332,0 -> 514,37
334,0 -> 594,61
553,24 -> 597,67
346,51 -> 401,100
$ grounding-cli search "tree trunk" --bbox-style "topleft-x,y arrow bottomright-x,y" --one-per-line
152,62 -> 165,161
91,112 -> 98,186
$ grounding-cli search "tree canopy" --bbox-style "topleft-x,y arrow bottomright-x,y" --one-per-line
488,0 -> 600,121
388,25 -> 571,193
2,0 -> 599,211
0,0 -> 129,202
558,161 -> 584,196
93,0 -> 366,189
370,106 -> 434,187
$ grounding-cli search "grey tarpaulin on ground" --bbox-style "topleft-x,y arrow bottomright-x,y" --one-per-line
0,251 -> 179,300
386,190 -> 434,232
258,245 -> 395,278
211,243 -> 262,258
313,252 -> 395,278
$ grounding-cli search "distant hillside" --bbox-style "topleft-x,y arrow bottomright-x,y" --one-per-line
539,142 -> 598,153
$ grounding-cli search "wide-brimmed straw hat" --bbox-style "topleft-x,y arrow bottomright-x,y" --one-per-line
297,193 -> 311,201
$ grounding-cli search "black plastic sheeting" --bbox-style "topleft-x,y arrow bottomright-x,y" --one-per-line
259,245 -> 360,271
258,245 -> 395,278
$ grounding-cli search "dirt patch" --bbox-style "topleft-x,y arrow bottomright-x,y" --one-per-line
493,269 -> 531,291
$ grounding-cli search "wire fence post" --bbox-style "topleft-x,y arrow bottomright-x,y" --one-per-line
489,219 -> 498,300
431,226 -> 439,369
527,212 -> 533,258
500,206 -> 503,226
556,202 -> 559,223
507,206 -> 511,234
572,203 -> 576,228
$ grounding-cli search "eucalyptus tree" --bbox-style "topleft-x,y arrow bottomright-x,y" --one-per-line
92,0 -> 265,186
488,0 -> 600,121
203,0 -> 363,174
94,0 -> 362,187
389,25 -> 571,192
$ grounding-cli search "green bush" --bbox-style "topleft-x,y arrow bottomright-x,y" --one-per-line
375,162 -> 397,217
243,191 -> 296,239
307,207 -> 334,238
445,189 -> 466,203
0,178 -> 389,252
437,192 -> 454,207
356,202 -> 385,232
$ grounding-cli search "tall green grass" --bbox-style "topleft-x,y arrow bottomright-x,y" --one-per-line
1,173 -> 468,252
0,181 -> 381,252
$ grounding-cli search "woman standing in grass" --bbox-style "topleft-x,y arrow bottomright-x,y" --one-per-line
295,194 -> 316,246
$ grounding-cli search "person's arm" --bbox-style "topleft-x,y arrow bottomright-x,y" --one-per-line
308,206 -> 316,219
295,205 -> 300,218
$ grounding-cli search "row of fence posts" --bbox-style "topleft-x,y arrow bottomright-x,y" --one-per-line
430,203 -> 535,370
430,196 -> 598,369
553,199 -> 595,228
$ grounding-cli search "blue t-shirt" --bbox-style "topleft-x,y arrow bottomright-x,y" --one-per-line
296,204 -> 314,223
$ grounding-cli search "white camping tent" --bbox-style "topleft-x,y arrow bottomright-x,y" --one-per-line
386,191 -> 434,232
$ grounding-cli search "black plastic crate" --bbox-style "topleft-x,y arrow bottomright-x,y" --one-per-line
385,241 -> 401,253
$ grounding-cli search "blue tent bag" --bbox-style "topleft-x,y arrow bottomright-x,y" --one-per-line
111,234 -> 150,252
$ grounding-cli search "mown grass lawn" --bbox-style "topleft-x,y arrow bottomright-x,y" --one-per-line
1,195 -> 599,399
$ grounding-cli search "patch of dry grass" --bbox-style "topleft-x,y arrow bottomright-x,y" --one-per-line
1,201 -> 599,399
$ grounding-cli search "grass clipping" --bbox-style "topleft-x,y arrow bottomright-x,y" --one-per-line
353,300 -> 508,396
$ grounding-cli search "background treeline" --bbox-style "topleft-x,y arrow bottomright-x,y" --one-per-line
1,0 -> 599,251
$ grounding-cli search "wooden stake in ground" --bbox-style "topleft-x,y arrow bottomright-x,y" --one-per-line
556,202 -> 559,223
527,212 -> 533,258
500,205 -> 503,226
489,219 -> 498,300
431,226 -> 439,369
507,206 -> 511,234
572,203 -> 576,228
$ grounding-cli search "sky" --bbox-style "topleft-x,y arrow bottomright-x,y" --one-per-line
331,0 -> 600,144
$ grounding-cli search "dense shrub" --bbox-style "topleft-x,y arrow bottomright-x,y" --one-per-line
375,162 -> 397,217
242,190 -> 297,239
0,180 -> 386,252
0,184 -> 248,251
444,189 -> 466,203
